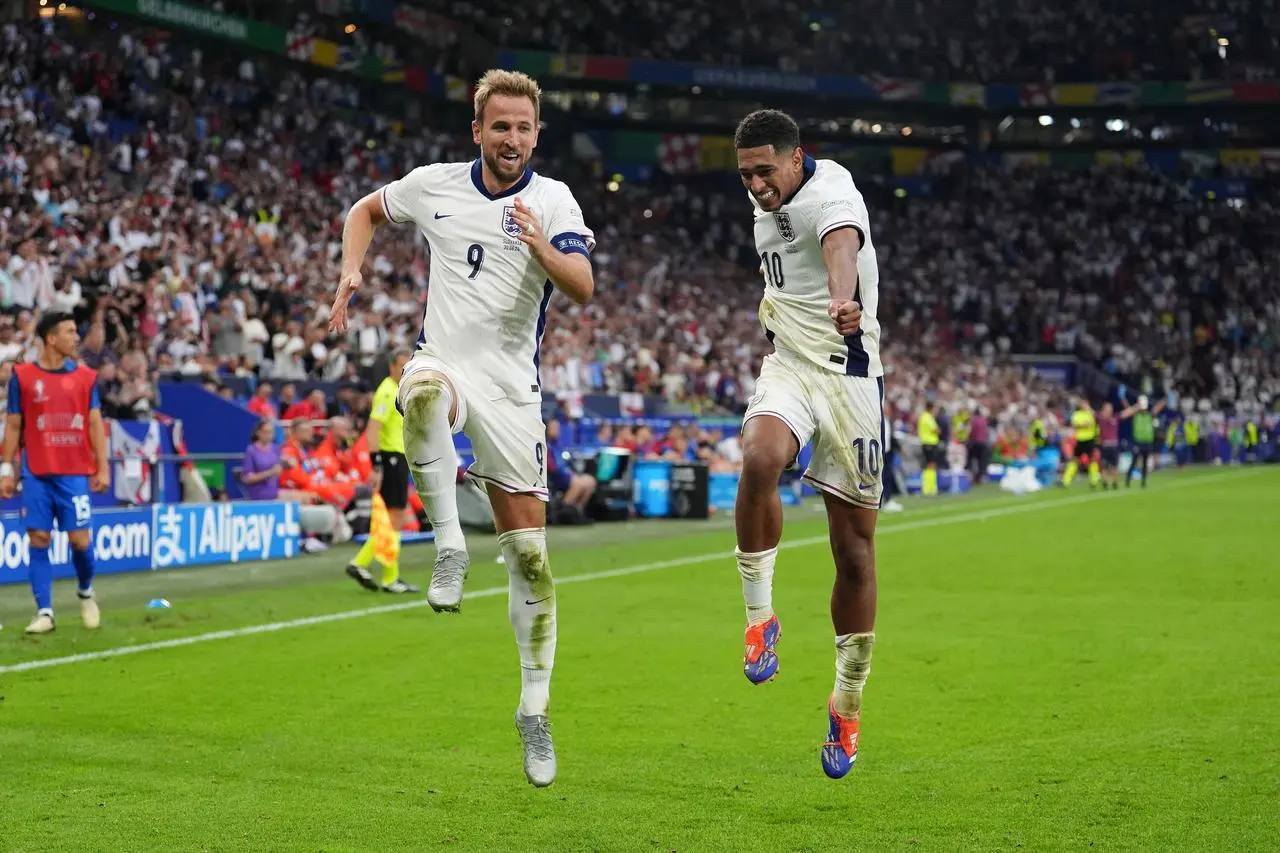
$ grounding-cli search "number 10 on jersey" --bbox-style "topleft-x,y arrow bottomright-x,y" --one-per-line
761,251 -> 785,289
852,437 -> 881,477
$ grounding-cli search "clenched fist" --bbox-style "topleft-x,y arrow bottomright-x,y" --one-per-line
829,299 -> 862,337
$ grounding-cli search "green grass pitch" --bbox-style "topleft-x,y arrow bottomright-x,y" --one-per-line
1,467 -> 1277,852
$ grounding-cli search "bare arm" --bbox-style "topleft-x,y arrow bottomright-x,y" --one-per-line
329,190 -> 391,333
823,227 -> 863,336
822,226 -> 862,303
365,417 -> 384,490
89,409 -> 108,476
538,250 -> 594,306
88,409 -> 109,491
0,412 -> 19,497
341,190 -> 390,279
1,413 -> 20,467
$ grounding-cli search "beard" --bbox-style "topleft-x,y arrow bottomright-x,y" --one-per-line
483,147 -> 528,184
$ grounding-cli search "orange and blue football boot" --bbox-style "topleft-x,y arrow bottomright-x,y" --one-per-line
743,615 -> 781,684
821,695 -> 860,778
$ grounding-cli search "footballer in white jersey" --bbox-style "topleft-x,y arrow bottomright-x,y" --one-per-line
381,160 -> 594,409
327,70 -> 595,789
746,154 -> 886,508
753,157 -> 882,380
730,109 -> 883,781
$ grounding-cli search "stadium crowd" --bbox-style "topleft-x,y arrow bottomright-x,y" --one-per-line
451,0 -> 1280,83
207,0 -> 1280,84
2,14 -> 1278,479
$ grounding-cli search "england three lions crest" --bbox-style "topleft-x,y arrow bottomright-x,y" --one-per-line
774,212 -> 795,242
501,206 -> 523,239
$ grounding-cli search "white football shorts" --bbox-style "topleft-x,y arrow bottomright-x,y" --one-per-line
744,349 -> 886,509
398,355 -> 549,501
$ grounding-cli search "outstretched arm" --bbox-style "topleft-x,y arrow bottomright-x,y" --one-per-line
329,190 -> 392,333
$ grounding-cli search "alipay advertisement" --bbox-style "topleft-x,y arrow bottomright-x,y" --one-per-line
0,501 -> 301,585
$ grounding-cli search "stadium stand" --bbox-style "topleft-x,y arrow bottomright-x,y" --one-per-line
206,0 -> 1280,83
1,9 -> 1276,507
449,0 -> 1280,83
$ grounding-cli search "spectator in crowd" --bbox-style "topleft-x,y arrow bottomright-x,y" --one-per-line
312,416 -> 367,492
245,382 -> 278,420
277,384 -> 300,415
240,419 -> 284,502
240,418 -> 353,543
109,351 -> 160,420
279,419 -> 356,508
967,405 -> 992,485
546,418 -> 597,523
283,388 -> 329,423
696,427 -> 742,474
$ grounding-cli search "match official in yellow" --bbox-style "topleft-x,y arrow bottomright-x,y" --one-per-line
1029,411 -> 1048,452
1062,398 -> 1102,489
346,350 -> 420,594
918,401 -> 942,497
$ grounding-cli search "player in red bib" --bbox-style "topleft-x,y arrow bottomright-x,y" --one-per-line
0,312 -> 109,634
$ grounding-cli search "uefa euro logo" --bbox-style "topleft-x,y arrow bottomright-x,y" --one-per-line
501,206 -> 523,239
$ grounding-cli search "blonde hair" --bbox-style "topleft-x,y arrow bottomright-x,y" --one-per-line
474,69 -> 542,125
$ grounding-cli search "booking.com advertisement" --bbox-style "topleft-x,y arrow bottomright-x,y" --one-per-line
0,502 -> 301,584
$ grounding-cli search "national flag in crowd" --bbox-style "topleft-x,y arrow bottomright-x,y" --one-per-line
659,133 -> 701,174
869,76 -> 922,101
287,30 -> 314,62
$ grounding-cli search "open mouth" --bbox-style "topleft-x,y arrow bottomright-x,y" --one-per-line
499,151 -> 521,167
756,189 -> 778,205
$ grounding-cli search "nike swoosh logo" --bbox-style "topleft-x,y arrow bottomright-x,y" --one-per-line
413,457 -> 441,467
433,212 -> 453,219
525,597 -> 551,606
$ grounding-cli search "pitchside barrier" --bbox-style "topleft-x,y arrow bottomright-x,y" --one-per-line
0,501 -> 302,586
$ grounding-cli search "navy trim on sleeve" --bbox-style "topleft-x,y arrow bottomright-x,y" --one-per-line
819,223 -> 865,248
550,231 -> 592,258
379,185 -> 404,224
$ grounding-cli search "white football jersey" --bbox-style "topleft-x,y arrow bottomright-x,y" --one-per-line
381,160 -> 595,402
750,156 -> 882,378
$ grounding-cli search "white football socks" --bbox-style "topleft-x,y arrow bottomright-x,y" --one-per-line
736,547 -> 777,625
402,378 -> 467,553
499,528 -> 556,717
833,632 -> 875,718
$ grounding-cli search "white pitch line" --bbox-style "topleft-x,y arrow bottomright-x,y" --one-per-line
0,469 -> 1251,675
